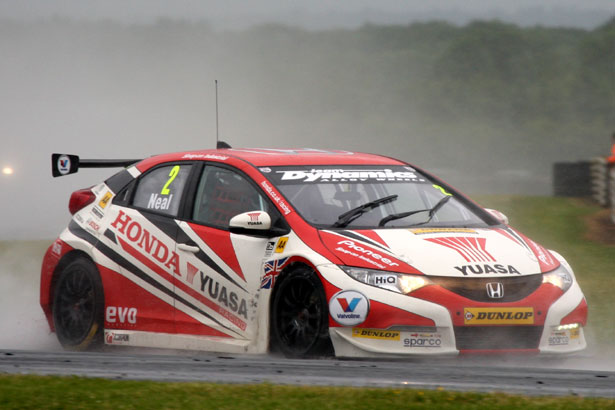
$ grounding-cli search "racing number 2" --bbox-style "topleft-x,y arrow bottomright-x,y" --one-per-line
161,165 -> 180,195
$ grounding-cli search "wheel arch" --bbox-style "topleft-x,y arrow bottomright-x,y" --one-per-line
46,249 -> 99,331
267,258 -> 333,356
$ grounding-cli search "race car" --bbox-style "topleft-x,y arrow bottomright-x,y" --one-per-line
40,146 -> 587,357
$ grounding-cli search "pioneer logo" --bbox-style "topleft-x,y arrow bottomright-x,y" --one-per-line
336,240 -> 399,267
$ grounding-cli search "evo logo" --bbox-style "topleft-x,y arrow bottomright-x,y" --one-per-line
329,290 -> 369,326
106,306 -> 137,325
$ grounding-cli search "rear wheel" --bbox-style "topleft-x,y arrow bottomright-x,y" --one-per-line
52,258 -> 104,350
270,267 -> 332,357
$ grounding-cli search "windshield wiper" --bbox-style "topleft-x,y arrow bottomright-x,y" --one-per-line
333,195 -> 398,228
378,195 -> 452,227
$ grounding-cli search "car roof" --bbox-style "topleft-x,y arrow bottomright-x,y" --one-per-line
137,148 -> 406,170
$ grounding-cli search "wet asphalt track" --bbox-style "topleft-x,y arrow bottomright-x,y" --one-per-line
1,349 -> 613,397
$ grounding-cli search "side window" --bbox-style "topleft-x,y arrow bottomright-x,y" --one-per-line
192,166 -> 268,228
132,164 -> 192,216
113,179 -> 136,206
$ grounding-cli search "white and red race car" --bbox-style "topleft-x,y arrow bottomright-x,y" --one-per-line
41,147 -> 587,357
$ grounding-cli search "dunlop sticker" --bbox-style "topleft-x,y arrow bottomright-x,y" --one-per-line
352,328 -> 400,341
463,307 -> 534,325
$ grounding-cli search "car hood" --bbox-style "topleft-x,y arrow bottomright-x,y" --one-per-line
318,227 -> 560,277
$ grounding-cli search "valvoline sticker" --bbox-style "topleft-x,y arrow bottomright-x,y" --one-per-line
329,290 -> 369,326
319,231 -> 421,274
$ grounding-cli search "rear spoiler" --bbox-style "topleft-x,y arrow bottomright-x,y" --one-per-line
52,153 -> 142,177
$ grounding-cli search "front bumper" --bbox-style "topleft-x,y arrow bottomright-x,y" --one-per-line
318,265 -> 587,357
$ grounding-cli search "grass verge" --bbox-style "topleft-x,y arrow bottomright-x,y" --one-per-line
1,197 -> 613,409
477,196 -> 615,355
0,374 -> 613,410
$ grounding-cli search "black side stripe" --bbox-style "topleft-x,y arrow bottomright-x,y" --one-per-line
104,229 -> 117,244
192,247 -> 247,292
505,227 -> 532,253
68,221 -> 243,338
139,213 -> 247,292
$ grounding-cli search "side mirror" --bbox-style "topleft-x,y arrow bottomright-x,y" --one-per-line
485,208 -> 509,225
229,211 -> 289,237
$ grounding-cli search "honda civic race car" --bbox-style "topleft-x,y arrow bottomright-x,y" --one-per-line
41,147 -> 588,357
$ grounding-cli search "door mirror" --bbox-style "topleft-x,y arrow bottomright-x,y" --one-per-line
229,211 -> 272,231
229,211 -> 289,237
485,208 -> 509,225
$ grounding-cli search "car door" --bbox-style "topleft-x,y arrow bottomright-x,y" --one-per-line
104,162 -> 193,335
173,164 -> 282,340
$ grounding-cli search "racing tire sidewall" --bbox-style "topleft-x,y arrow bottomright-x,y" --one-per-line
52,257 -> 105,350
270,266 -> 332,358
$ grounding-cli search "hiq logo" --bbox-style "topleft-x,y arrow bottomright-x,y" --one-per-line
329,290 -> 369,326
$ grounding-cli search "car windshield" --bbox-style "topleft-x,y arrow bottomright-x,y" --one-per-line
264,165 -> 491,229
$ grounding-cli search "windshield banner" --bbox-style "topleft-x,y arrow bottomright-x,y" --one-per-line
264,166 -> 428,184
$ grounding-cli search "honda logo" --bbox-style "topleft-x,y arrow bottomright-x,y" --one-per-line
486,282 -> 504,298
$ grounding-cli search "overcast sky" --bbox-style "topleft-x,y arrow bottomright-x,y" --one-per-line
0,1 -> 613,240
1,0 -> 613,29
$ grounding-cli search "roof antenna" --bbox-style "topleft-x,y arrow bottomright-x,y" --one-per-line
215,80 -> 219,144
215,80 -> 232,149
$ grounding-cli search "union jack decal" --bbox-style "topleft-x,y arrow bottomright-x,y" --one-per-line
426,237 -> 495,262
261,257 -> 289,289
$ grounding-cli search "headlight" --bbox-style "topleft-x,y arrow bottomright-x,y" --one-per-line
340,266 -> 432,295
542,265 -> 573,292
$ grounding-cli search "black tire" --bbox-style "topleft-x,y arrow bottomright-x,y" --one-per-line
52,257 -> 104,350
270,266 -> 333,357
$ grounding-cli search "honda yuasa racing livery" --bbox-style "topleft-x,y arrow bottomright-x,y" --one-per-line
40,147 -> 588,357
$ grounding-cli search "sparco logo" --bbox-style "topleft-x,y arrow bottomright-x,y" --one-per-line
329,290 -> 369,326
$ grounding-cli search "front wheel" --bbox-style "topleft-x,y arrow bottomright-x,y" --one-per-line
52,257 -> 104,350
270,266 -> 332,357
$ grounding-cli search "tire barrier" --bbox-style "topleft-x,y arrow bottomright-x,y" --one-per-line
610,166 -> 615,224
552,161 -> 593,197
554,158 -> 615,224
589,157 -> 609,206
